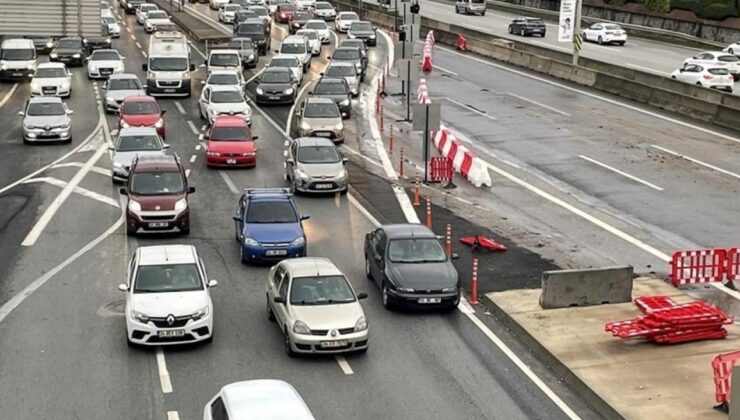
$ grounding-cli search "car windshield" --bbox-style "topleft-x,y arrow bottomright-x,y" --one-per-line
147,11 -> 168,19
208,73 -> 239,85
228,39 -> 253,49
210,126 -> 250,140
298,145 -> 340,163
251,7 -> 268,15
326,65 -> 355,77
293,12 -> 311,20
351,22 -> 372,31
36,68 -> 67,78
297,31 -> 318,40
109,78 -> 142,90
245,201 -> 297,223
306,22 -> 327,30
141,5 -> 157,12
281,43 -> 306,54
333,49 -> 359,60
210,54 -> 240,67
211,90 -> 244,103
1,49 -> 34,60
91,51 -> 120,61
117,134 -> 161,151
304,102 -> 340,118
339,12 -> 358,20
58,39 -> 82,49
314,82 -> 346,95
103,17 -> 117,24
388,238 -> 447,263
270,58 -> 298,68
236,11 -> 255,20
315,3 -> 331,9
130,171 -> 184,195
719,55 -> 739,62
290,275 -> 355,305
604,24 -> 621,30
122,101 -> 159,114
709,68 -> 730,75
262,70 -> 291,83
224,5 -> 241,11
134,263 -> 203,293
27,102 -> 65,116
149,57 -> 188,71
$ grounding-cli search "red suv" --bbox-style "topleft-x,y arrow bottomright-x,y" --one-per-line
119,155 -> 195,236
119,95 -> 167,138
204,115 -> 258,168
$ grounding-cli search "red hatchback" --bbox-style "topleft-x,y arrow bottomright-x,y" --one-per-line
119,95 -> 167,138
275,4 -> 297,24
204,116 -> 258,168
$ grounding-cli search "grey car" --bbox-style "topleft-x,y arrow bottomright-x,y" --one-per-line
286,137 -> 348,194
312,77 -> 351,118
109,127 -> 169,182
364,224 -> 461,311
256,67 -> 298,105
323,62 -> 359,97
104,73 -> 145,112
228,37 -> 258,68
330,46 -> 366,81
339,39 -> 367,60
297,97 -> 344,143
347,20 -> 377,46
19,97 -> 73,144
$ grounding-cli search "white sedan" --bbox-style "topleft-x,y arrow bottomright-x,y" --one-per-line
30,63 -> 72,97
305,20 -> 331,44
334,11 -> 358,33
199,85 -> 252,126
136,3 -> 159,25
209,0 -> 229,10
119,245 -> 217,347
581,23 -> 627,46
722,42 -> 740,56
86,49 -> 125,79
144,10 -> 172,33
684,51 -> 740,80
296,29 -> 321,55
671,64 -> 734,92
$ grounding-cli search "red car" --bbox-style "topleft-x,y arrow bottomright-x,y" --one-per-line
275,4 -> 297,24
118,95 -> 167,138
204,115 -> 258,168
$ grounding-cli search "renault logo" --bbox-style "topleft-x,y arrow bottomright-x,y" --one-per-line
166,315 -> 175,326
155,205 -> 161,211
330,330 -> 337,337
44,125 -> 51,131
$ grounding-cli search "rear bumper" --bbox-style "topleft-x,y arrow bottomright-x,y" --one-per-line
0,68 -> 34,80
206,154 -> 257,167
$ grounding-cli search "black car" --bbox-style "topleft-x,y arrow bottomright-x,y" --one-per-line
122,0 -> 145,14
508,17 -> 546,37
50,37 -> 86,66
24,36 -> 54,55
256,67 -> 298,105
228,37 -> 258,68
84,36 -> 112,53
339,39 -> 367,60
235,21 -> 270,55
364,224 -> 460,311
230,0 -> 250,6
289,11 -> 313,34
347,21 -> 377,46
312,77 -> 351,118
330,47 -> 366,81
232,10 -> 256,31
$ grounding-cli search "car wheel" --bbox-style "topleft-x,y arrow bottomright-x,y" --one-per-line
381,283 -> 394,310
671,75 -> 677,79
598,36 -> 603,45
696,82 -> 702,86
181,222 -> 190,235
618,41 -> 625,46
240,246 -> 248,264
364,256 -> 373,280
284,327 -> 297,357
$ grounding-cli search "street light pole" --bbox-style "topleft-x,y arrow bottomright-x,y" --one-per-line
572,0 -> 582,66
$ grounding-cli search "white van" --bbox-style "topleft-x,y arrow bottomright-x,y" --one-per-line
143,31 -> 195,97
0,39 -> 37,81
205,49 -> 241,74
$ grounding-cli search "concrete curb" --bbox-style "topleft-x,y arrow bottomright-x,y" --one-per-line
479,294 -> 625,420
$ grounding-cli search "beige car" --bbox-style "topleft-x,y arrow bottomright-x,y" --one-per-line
296,97 -> 344,143
266,257 -> 369,357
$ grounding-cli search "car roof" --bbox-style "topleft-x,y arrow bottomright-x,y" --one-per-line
137,245 -> 198,266
119,126 -> 159,136
213,115 -> 248,127
305,96 -> 334,105
338,11 -> 357,16
283,35 -> 307,43
209,84 -> 243,92
282,257 -> 342,277
317,77 -> 344,84
295,136 -> 336,147
123,95 -> 157,103
28,96 -> 63,104
108,73 -> 139,80
271,54 -> 300,63
221,380 -> 314,420
381,224 -> 437,239
244,188 -> 293,202
132,154 -> 180,172
91,49 -> 119,54
210,49 -> 240,55
37,62 -> 67,69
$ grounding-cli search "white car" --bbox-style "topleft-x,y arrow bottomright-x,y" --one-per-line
266,258 -> 369,356
671,64 -> 733,92
102,16 -> 121,37
313,2 -> 336,20
295,29 -> 321,55
144,10 -> 172,33
279,35 -> 311,72
206,49 -> 242,74
581,22 -> 627,46
305,20 -> 330,44
199,85 -> 252,126
209,0 -> 229,10
30,63 -> 72,98
203,380 -> 315,420
118,245 -> 217,347
722,42 -> 740,56
295,0 -> 315,10
86,49 -> 125,79
268,55 -> 303,85
100,1 -> 114,18
202,70 -> 245,92
684,51 -> 740,80
334,11 -> 358,33
218,4 -> 243,23
136,3 -> 159,25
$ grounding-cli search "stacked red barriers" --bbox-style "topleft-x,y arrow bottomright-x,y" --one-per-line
605,296 -> 733,344
712,350 -> 740,410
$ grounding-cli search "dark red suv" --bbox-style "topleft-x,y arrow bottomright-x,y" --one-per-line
119,155 -> 195,236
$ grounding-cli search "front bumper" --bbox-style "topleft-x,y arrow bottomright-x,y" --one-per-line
221,14 -> 235,23
315,12 -> 336,21
88,67 -> 122,79
146,79 -> 192,97
23,126 -> 72,142
0,68 -> 34,80
31,85 -> 71,97
126,208 -> 189,234
289,328 -> 369,354
293,176 -> 347,193
240,243 -> 306,263
126,314 -> 213,346
112,166 -> 130,182
386,288 -> 460,308
206,153 -> 256,167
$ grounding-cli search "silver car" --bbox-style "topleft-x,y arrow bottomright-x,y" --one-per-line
109,127 -> 169,182
104,73 -> 145,113
268,55 -> 303,85
19,97 -> 73,144
324,62 -> 359,97
266,257 -> 369,356
286,137 -> 348,194
297,97 -> 344,143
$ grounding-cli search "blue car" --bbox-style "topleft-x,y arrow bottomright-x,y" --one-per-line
233,188 -> 310,264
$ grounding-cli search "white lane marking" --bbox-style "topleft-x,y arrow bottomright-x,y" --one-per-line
348,193 -> 381,227
201,124 -> 207,131
458,297 -> 582,420
174,101 -> 186,114
0,215 -> 124,324
286,80 -> 314,135
335,355 -> 354,375
23,177 -> 120,207
135,42 -> 142,49
625,63 -> 670,76
432,64 -> 458,76
245,67 -> 266,85
195,144 -> 202,151
330,30 -> 339,46
440,97 -> 497,121
185,169 -> 191,178
155,348 -> 173,394
141,51 -> 147,58
579,155 -> 664,191
51,162 -> 111,177
436,44 -> 740,145
219,171 -> 240,194
186,120 -> 200,135
506,92 -> 571,117
131,34 -> 136,40
189,155 -> 197,163
368,63 -> 383,72
167,412 -> 180,420
650,144 -> 740,180
0,84 -> 19,108
21,142 -> 108,247
340,145 -> 384,168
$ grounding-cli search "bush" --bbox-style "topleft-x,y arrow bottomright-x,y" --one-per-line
701,2 -> 738,19
605,0 -> 630,5
643,0 -> 671,12
671,0 -> 703,14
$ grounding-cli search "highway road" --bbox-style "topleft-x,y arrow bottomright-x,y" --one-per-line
0,2 -> 600,419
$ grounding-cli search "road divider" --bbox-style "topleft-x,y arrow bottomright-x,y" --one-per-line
540,266 -> 633,309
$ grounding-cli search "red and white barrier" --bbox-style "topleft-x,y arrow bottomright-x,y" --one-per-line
670,248 -> 728,286
422,30 -> 434,73
417,78 -> 431,104
433,125 -> 492,188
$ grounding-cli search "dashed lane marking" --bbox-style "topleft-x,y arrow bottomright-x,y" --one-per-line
650,144 -> 740,180
219,171 -> 240,195
174,101 -> 187,114
167,412 -> 180,420
135,42 -> 142,49
52,162 -> 110,177
0,83 -> 19,108
506,92 -> 570,117
155,348 -> 173,394
335,355 -> 354,375
195,144 -> 202,151
579,155 -> 664,191
141,51 -> 147,58
186,120 -> 200,135
185,169 -> 191,178
189,155 -> 197,163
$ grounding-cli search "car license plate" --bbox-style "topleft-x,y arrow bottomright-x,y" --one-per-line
38,132 -> 55,137
226,158 -> 237,164
316,132 -> 331,137
148,222 -> 169,228
418,297 -> 442,304
60,57 -> 70,61
266,249 -> 287,256
164,88 -> 176,93
269,95 -> 280,100
320,340 -> 348,348
12,72 -> 22,77
158,329 -> 185,337
315,183 -> 333,189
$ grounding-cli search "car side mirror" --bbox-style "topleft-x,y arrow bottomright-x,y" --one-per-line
142,84 -> 147,89
252,135 -> 259,140
18,111 -> 24,116
161,110 -> 167,115
119,187 -> 128,195
201,81 -> 206,85
208,280 -> 218,288
274,50 -> 279,53
232,214 -> 242,222
679,68 -> 684,73
286,158 -> 295,164
451,253 -> 460,260
342,157 -> 348,164
300,213 -> 310,220
190,63 -> 196,71
273,296 -> 286,304
202,133 -> 209,140
319,72 -> 324,76
326,56 -> 331,60
141,63 -> 148,71
188,186 -> 196,194
67,110 -> 74,115
120,56 -> 126,60
357,292 -> 368,300
118,283 -> 129,292
108,146 -> 115,151
163,143 -> 171,149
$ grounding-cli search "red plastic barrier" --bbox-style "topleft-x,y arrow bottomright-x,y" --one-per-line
456,34 -> 468,51
712,350 -> 740,407
459,235 -> 507,252
727,247 -> 740,282
670,249 -> 727,286
429,156 -> 453,182
634,296 -> 677,314
422,54 -> 432,73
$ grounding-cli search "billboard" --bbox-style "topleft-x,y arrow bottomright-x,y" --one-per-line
558,0 -> 576,42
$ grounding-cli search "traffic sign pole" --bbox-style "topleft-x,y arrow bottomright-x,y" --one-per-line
572,0 -> 582,66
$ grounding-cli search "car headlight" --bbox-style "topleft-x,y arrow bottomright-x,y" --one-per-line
248,54 -> 255,60
30,83 -> 39,91
27,63 -> 35,70
293,320 -> 311,334
295,168 -> 310,180
355,62 -> 362,69
339,99 -> 350,106
50,53 -> 58,58
348,33 -> 356,38
106,38 -> 112,43
291,236 -> 305,246
131,310 -> 150,323
106,96 -> 116,104
256,87 -> 264,95
60,121 -> 71,129
113,161 -> 124,168
369,34 -> 376,39
299,121 -> 311,131
354,316 -> 367,332
46,41 -> 54,48
174,198 -> 187,212
190,306 -> 209,320
120,120 -> 130,128
284,87 -> 294,95
154,118 -> 164,128
336,168 -> 347,180
441,286 -> 458,293
23,122 -> 34,130
243,237 -> 259,246
128,199 -> 142,212
397,287 -> 414,293
182,71 -> 191,80
334,122 -> 344,131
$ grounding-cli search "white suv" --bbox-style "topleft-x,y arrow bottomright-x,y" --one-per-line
119,245 -> 218,347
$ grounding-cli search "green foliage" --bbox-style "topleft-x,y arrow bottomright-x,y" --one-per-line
671,0 -> 702,14
702,2 -> 738,19
604,0 -> 630,5
670,0 -> 738,19
643,0 -> 671,12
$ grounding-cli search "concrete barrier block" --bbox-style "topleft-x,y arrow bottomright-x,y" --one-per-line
569,67 -> 597,86
508,50 -> 532,68
548,61 -> 576,81
539,266 -> 633,309
713,105 -> 740,132
649,89 -> 718,121
528,55 -> 552,74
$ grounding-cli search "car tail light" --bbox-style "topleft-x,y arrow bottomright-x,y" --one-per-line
703,74 -> 714,80
206,151 -> 221,157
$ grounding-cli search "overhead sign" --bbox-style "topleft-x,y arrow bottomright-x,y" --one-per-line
412,103 -> 441,132
558,0 -> 576,42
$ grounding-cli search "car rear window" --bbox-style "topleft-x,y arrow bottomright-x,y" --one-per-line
719,55 -> 739,62
709,68 -> 730,75
246,201 -> 297,223
304,102 -> 340,118
210,126 -> 250,140
281,43 -> 306,54
109,78 -> 142,90
122,102 -> 159,115
333,49 -> 359,60
326,65 -> 355,77
605,24 -> 622,30
314,81 -> 347,95
117,134 -> 161,151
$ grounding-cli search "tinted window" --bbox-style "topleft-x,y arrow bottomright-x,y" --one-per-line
122,101 -> 159,114
147,11 -> 168,19
228,39 -> 253,49
149,57 -> 188,71
388,238 -> 447,263
58,39 -> 82,49
262,70 -> 292,83
281,43 -> 306,54
304,102 -> 340,118
719,55 -> 739,62
350,22 -> 372,31
279,4 -> 296,11
306,21 -> 327,30
91,51 -> 120,61
36,68 -> 67,78
224,5 -> 241,11
117,134 -> 161,151
130,171 -> 184,195
338,12 -> 358,20
709,68 -> 730,75
211,397 -> 228,420
210,126 -> 250,141
103,17 -> 117,24
208,73 -> 240,85
604,24 -> 621,30
134,264 -> 203,293
297,145 -> 341,163
251,7 -> 268,16
1,49 -> 34,60
211,90 -> 244,103
246,201 -> 297,223
314,81 -> 347,95
109,78 -> 142,90
290,275 -> 356,305
333,49 -> 360,60
237,23 -> 263,35
210,53 -> 240,67
270,58 -> 298,68
315,3 -> 332,9
326,65 -> 355,76
27,102 -> 65,116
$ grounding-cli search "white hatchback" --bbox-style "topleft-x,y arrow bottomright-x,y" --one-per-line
119,245 -> 217,347
684,51 -> 740,80
305,19 -> 330,44
203,380 -> 314,420
295,29 -> 321,55
334,11 -> 358,33
671,64 -> 734,93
